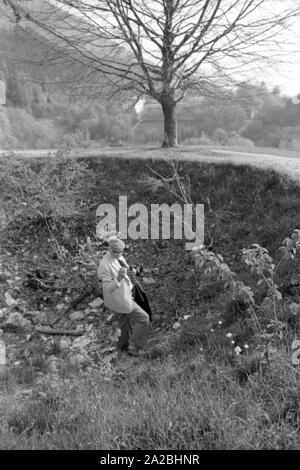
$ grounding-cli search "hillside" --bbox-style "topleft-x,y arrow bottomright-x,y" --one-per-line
0,1 -> 136,149
0,0 -> 136,93
0,152 -> 299,449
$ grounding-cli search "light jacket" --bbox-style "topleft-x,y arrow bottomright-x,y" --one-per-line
98,251 -> 133,313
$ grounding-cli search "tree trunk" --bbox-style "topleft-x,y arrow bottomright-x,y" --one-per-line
161,101 -> 178,148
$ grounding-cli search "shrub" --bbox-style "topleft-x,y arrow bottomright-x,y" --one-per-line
0,152 -> 95,232
192,230 -> 300,366
0,108 -> 18,149
60,104 -> 94,134
242,120 -> 282,148
6,107 -> 57,149
279,127 -> 300,151
212,128 -> 228,145
226,132 -> 254,149
61,127 -> 90,149
180,134 -> 214,146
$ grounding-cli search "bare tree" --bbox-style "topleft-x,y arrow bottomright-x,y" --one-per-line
4,0 -> 300,147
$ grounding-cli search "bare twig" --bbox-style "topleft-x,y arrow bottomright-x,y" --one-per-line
35,326 -> 84,336
6,0 -> 300,147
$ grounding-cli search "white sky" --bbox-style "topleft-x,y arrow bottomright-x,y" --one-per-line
245,0 -> 300,96
258,16 -> 300,96
265,65 -> 300,97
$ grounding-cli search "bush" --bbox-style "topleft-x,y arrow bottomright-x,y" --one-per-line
61,127 -> 90,149
108,118 -> 134,143
213,128 -> 228,145
0,108 -> 18,149
134,125 -> 163,144
0,153 -> 95,231
180,134 -> 215,146
279,127 -> 300,151
242,120 -> 282,148
60,104 -> 96,134
226,132 -> 254,149
6,107 -> 57,149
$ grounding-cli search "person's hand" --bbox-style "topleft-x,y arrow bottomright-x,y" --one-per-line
117,267 -> 127,282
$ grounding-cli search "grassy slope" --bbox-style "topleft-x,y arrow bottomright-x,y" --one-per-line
0,155 -> 300,449
201,144 -> 300,159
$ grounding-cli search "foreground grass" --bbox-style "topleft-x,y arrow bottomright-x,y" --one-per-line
0,346 -> 299,450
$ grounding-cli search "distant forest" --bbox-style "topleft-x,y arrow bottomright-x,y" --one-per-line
1,20 -> 300,150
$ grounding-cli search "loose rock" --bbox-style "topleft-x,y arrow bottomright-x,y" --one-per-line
142,277 -> 155,285
56,337 -> 72,352
31,311 -> 48,325
69,311 -> 85,321
5,312 -> 32,331
89,298 -> 104,308
72,335 -> 92,349
4,292 -> 18,306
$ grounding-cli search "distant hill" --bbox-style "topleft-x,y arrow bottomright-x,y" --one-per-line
0,0 -> 134,99
0,1 -> 140,150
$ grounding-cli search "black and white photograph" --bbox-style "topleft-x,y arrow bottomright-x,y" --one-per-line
0,0 -> 300,452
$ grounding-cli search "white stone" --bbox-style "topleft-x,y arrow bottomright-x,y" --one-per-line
72,336 -> 92,349
183,315 -> 191,320
289,303 -> 300,315
69,311 -> 85,321
5,312 -> 32,330
4,292 -> 17,306
88,298 -> 104,308
142,277 -> 155,285
57,337 -> 71,351
32,312 -> 48,325
99,346 -> 116,354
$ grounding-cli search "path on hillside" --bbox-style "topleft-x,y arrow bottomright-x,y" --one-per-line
1,146 -> 300,184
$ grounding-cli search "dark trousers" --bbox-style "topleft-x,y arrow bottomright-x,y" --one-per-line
116,301 -> 149,350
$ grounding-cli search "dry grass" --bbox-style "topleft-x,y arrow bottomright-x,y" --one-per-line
0,346 -> 299,450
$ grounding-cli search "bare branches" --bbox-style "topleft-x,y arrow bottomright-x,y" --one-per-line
4,0 -> 300,145
6,0 -> 298,102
